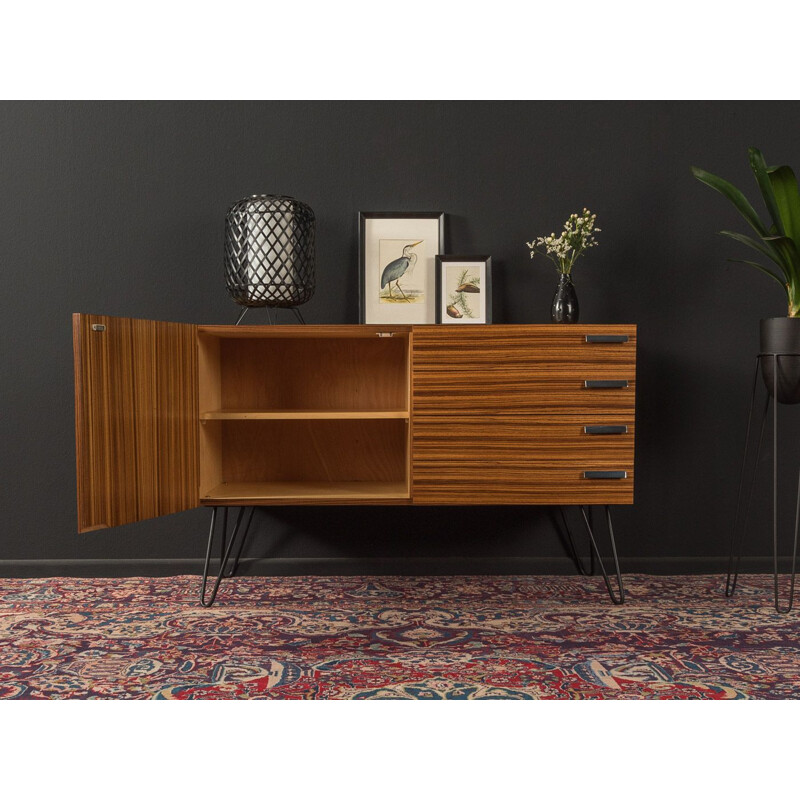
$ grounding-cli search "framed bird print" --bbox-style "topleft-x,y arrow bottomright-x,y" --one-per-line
359,211 -> 445,324
435,255 -> 492,324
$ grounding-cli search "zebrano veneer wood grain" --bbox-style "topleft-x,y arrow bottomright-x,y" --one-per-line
73,317 -> 635,531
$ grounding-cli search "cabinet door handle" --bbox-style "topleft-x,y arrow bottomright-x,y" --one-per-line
584,380 -> 629,389
584,425 -> 628,435
585,334 -> 628,343
584,470 -> 627,479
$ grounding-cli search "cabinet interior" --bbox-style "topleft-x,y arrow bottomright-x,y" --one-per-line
197,330 -> 411,502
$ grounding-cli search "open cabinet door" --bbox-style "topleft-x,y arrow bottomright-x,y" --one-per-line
73,314 -> 199,532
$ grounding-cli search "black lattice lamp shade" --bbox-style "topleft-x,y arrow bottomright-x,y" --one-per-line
224,195 -> 316,308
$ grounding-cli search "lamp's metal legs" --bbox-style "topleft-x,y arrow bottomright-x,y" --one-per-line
561,505 -> 625,604
199,506 -> 256,607
234,305 -> 306,325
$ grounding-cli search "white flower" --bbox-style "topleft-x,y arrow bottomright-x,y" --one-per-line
525,209 -> 600,274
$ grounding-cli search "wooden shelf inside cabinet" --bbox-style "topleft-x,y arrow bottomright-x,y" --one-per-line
201,481 -> 410,504
200,409 -> 409,421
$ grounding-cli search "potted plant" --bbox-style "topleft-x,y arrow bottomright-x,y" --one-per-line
692,148 -> 800,403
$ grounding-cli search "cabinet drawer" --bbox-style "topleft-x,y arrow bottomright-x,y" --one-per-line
412,463 -> 634,505
412,325 -> 636,415
413,325 -> 636,369
412,415 -> 634,505
414,375 -> 635,415
413,415 -> 634,463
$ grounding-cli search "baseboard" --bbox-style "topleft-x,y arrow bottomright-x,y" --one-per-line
0,556 -> 792,578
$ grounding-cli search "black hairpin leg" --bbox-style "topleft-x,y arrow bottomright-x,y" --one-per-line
290,307 -> 306,324
561,505 -> 625,604
218,507 -> 228,563
727,356 -> 770,597
728,354 -> 799,613
560,506 -> 592,576
771,355 -> 799,613
199,506 -> 256,607
773,469 -> 800,613
227,506 -> 255,578
235,306 -> 249,325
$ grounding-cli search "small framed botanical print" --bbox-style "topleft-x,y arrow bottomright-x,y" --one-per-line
359,212 -> 445,324
435,255 -> 492,324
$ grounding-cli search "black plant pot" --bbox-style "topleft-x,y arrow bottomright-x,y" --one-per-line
760,317 -> 800,404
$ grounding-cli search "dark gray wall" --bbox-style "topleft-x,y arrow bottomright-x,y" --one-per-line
2,100 -> 799,574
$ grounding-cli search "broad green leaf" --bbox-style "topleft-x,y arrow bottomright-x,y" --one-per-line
691,165 -> 769,238
764,234 -> 800,289
748,147 -> 785,236
768,164 -> 800,246
728,258 -> 788,292
720,230 -> 791,278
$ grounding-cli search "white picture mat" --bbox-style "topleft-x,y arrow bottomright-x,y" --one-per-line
363,217 -> 440,324
440,261 -> 488,323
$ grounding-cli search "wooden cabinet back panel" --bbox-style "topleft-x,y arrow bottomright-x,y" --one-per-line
217,418 -> 408,484
197,331 -> 410,412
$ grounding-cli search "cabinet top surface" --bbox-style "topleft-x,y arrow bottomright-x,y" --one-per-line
196,323 -> 637,338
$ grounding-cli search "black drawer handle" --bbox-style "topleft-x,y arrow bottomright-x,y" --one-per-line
584,380 -> 629,389
584,425 -> 628,435
586,334 -> 629,343
584,470 -> 627,480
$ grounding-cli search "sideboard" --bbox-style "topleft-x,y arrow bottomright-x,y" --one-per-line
73,316 -> 636,604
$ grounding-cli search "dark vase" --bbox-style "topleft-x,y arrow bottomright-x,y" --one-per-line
551,274 -> 579,323
760,317 -> 800,404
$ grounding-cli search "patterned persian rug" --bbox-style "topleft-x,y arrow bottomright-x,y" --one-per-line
0,574 -> 797,699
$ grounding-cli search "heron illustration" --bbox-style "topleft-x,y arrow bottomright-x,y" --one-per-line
381,240 -> 422,301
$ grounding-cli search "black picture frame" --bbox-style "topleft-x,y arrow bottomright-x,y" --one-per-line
435,254 -> 493,324
359,211 -> 445,324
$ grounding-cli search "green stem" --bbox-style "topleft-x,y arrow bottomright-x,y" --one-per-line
789,286 -> 800,318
